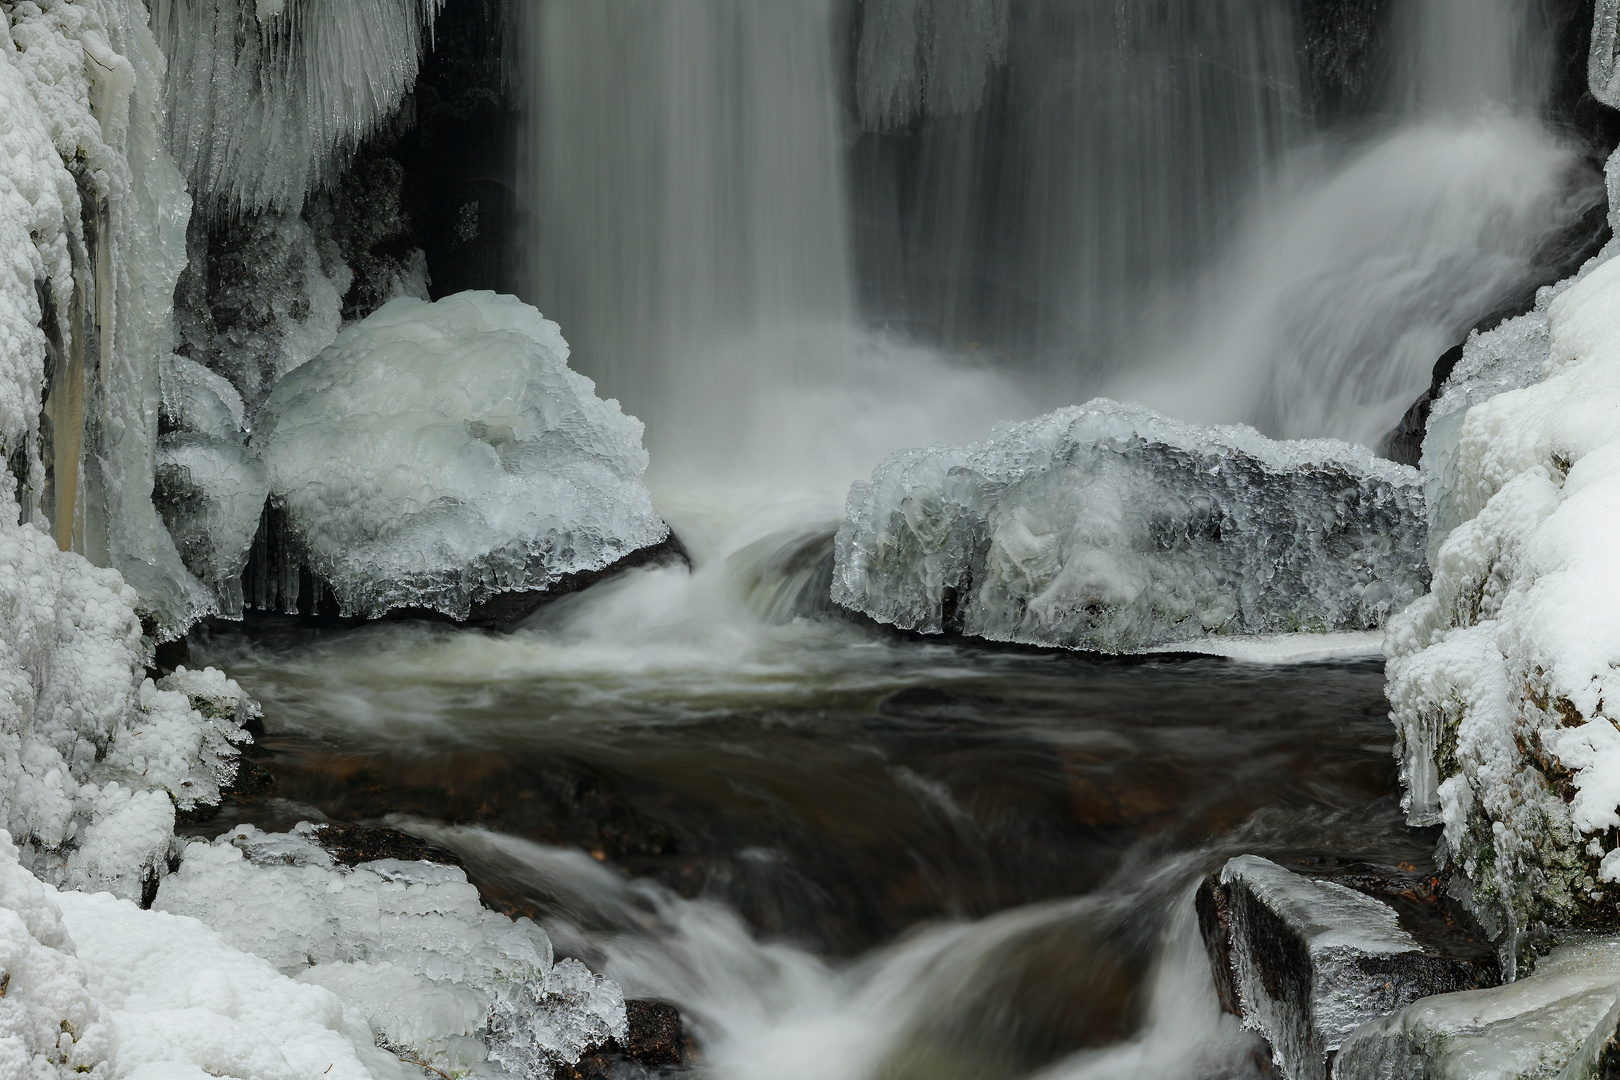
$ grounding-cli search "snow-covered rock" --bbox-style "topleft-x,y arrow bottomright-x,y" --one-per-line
252,291 -> 668,621
1334,936 -> 1620,1080
0,484 -> 252,900
832,399 -> 1428,652
156,823 -> 628,1077
0,826 -> 421,1080
1387,246 -> 1620,940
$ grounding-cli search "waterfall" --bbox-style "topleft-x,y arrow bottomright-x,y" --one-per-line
1118,0 -> 1597,446
850,0 -> 1303,373
518,0 -> 1588,466
521,0 -> 861,485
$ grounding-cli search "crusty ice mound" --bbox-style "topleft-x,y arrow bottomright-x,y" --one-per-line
833,398 -> 1428,652
253,291 -> 668,621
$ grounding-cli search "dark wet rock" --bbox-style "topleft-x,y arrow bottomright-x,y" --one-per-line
306,822 -> 465,869
1202,855 -> 1499,1080
555,1000 -> 691,1079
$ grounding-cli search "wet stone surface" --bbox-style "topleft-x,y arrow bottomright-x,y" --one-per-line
1200,856 -> 1499,1080
557,999 -> 690,1079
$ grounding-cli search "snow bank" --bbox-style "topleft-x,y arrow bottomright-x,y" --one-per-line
1386,238 -> 1620,938
157,824 -> 627,1077
833,398 -> 1427,652
0,827 -> 422,1080
253,291 -> 668,621
0,472 -> 253,899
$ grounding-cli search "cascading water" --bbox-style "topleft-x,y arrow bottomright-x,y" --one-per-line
1118,0 -> 1600,445
179,2 -> 1610,1078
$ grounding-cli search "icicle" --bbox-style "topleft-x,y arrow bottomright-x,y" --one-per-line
150,0 -> 446,215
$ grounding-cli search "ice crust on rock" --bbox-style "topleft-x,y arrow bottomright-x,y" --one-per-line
155,357 -> 270,616
0,476 -> 253,899
833,399 -> 1428,652
0,828 -> 423,1079
157,824 -> 628,1076
1218,856 -> 1492,1080
174,209 -> 352,415
1388,239 -> 1620,939
253,291 -> 668,621
1334,937 -> 1620,1080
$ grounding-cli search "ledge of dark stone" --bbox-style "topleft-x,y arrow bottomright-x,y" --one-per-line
307,822 -> 466,869
556,999 -> 693,1079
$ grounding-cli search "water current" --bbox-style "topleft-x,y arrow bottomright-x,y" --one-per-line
189,509 -> 1426,1079
185,0 -> 1600,1074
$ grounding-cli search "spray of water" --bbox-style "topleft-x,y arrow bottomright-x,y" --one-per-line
1116,116 -> 1596,445
476,1 -> 1595,1074
401,825 -> 1264,1080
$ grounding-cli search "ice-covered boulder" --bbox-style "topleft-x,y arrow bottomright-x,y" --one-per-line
252,291 -> 669,622
832,399 -> 1427,652
154,355 -> 271,617
1388,247 -> 1620,940
157,824 -> 628,1078
1206,856 -> 1496,1080
1335,937 -> 1620,1080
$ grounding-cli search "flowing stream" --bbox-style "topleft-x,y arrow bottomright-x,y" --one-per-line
189,0 -> 1603,1075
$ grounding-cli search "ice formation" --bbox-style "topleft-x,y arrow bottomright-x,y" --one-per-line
1334,936 -> 1620,1080
0,473 -> 254,900
157,824 -> 628,1077
252,291 -> 668,621
832,399 -> 1428,652
150,0 -> 445,214
2,0 -> 219,636
1386,239 -> 1620,938
155,356 -> 270,616
1593,0 -> 1620,108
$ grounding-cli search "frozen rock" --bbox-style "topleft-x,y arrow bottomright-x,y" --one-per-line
252,291 -> 668,622
1210,856 -> 1497,1080
0,480 -> 253,900
173,211 -> 353,415
833,399 -> 1428,652
1334,937 -> 1620,1080
155,356 -> 271,617
1389,243 -> 1620,940
156,823 -> 628,1076
1419,242 -> 1617,561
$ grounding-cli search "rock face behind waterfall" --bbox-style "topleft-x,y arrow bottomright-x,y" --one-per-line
832,399 -> 1428,652
251,291 -> 668,622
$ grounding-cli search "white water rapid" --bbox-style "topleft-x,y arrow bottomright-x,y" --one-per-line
196,2 -> 1606,1078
